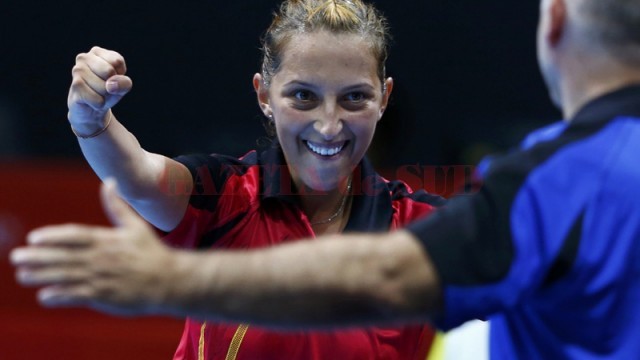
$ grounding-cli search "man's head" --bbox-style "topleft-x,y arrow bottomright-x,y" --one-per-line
577,0 -> 640,62
536,0 -> 640,116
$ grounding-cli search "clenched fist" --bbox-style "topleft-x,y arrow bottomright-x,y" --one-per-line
68,46 -> 133,137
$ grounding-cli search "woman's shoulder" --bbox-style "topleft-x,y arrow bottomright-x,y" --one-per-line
385,178 -> 447,207
174,150 -> 260,171
380,178 -> 446,225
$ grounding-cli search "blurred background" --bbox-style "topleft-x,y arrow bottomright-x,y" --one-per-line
0,0 -> 560,358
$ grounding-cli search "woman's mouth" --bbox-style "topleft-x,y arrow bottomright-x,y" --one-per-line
304,140 -> 348,157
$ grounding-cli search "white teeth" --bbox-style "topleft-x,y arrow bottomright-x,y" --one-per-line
306,142 -> 344,156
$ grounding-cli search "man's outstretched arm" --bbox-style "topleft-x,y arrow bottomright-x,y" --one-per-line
11,180 -> 443,328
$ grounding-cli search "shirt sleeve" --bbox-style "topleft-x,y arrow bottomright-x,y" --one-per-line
163,153 -> 253,249
405,151 -> 551,330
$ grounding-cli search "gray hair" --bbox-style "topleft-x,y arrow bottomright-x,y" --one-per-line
577,0 -> 640,63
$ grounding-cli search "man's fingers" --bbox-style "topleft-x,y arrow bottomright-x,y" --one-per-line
10,246 -> 87,267
38,285 -> 94,308
100,179 -> 142,228
16,266 -> 89,287
25,224 -> 110,247
38,284 -> 143,316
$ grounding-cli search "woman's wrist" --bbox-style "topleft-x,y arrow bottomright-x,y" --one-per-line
70,112 -> 113,139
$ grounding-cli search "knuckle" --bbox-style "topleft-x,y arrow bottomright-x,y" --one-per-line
75,52 -> 87,63
113,56 -> 125,68
63,223 -> 95,239
70,78 -> 84,90
71,65 -> 84,77
105,67 -> 117,78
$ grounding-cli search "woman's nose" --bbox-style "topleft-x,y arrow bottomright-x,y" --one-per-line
313,103 -> 343,140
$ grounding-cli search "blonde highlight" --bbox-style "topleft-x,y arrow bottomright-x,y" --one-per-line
260,0 -> 390,86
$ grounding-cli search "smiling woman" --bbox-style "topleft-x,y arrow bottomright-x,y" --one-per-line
13,0 -> 444,359
255,29 -> 393,198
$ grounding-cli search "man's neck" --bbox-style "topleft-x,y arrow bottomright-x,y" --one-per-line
561,63 -> 640,120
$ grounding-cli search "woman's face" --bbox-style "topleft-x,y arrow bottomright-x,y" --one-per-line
254,30 -> 393,191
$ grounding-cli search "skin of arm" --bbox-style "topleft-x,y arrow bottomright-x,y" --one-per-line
166,230 -> 442,327
68,46 -> 192,232
10,181 -> 443,329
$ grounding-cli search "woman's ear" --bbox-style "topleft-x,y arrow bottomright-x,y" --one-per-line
253,73 -> 272,117
379,77 -> 394,120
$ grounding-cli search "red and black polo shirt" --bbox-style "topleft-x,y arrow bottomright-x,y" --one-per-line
165,145 -> 444,360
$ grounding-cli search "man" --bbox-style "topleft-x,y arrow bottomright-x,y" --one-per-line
11,0 -> 640,357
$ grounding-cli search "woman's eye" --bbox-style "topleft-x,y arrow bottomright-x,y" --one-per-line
293,90 -> 314,102
345,92 -> 366,102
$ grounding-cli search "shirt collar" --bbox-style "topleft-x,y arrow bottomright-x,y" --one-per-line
258,144 -> 393,232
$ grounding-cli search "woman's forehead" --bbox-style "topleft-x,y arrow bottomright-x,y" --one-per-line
283,30 -> 374,57
276,31 -> 379,82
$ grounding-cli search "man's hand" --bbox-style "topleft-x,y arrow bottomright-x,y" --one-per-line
10,179 -> 173,316
68,46 -> 133,136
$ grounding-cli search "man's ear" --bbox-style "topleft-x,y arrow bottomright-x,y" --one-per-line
547,0 -> 567,46
253,73 -> 272,117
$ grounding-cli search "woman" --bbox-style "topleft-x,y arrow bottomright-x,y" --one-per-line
67,0 -> 443,358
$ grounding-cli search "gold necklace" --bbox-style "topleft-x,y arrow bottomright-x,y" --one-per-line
310,177 -> 353,226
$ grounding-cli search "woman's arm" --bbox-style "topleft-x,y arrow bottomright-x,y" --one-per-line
68,46 -> 191,231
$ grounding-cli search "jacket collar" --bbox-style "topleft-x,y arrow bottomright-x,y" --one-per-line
571,84 -> 640,127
